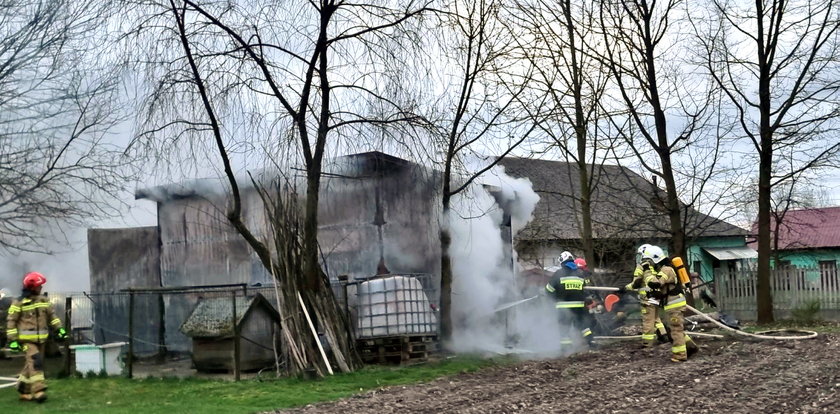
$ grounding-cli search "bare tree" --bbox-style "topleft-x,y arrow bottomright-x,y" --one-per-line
507,0 -> 611,269
423,0 -> 538,344
0,0 -> 133,253
596,0 -> 720,261
693,0 -> 840,322
124,0 -> 431,375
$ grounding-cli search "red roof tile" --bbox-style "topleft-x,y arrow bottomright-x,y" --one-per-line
750,206 -> 840,250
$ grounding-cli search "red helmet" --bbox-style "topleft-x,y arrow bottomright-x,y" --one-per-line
23,272 -> 47,289
574,258 -> 588,270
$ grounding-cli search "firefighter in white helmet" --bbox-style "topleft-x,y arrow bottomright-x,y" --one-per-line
640,246 -> 698,362
545,251 -> 596,349
617,243 -> 669,346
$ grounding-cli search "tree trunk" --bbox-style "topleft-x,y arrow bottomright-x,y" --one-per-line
439,186 -> 453,346
755,5 -> 774,323
756,138 -> 775,323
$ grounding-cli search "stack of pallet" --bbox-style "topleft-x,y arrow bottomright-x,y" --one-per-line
357,334 -> 438,364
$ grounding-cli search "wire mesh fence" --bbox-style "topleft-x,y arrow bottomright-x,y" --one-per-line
44,273 -> 440,379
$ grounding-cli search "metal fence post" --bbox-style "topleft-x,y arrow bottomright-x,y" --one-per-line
232,291 -> 240,381
128,291 -> 134,379
63,296 -> 72,376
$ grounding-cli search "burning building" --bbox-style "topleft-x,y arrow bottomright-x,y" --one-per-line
87,152 -> 444,352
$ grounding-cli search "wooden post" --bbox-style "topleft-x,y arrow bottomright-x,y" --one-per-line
128,291 -> 134,379
63,296 -> 72,376
232,291 -> 240,381
157,294 -> 166,363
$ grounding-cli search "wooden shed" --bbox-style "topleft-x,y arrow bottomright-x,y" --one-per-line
180,293 -> 281,372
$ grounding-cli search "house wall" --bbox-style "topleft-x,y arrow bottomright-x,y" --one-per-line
686,236 -> 749,283
88,227 -> 161,292
157,191 -> 270,287
152,159 -> 441,288
317,162 -> 440,282
774,249 -> 840,268
87,227 -> 163,355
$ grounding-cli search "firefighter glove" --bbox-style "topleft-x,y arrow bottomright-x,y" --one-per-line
631,278 -> 644,289
57,327 -> 68,340
8,340 -> 22,352
617,286 -> 627,295
647,281 -> 662,289
642,263 -> 651,271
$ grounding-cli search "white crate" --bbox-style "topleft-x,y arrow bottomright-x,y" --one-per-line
70,342 -> 127,376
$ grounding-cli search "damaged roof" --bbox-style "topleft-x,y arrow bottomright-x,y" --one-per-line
497,157 -> 747,241
180,293 -> 280,338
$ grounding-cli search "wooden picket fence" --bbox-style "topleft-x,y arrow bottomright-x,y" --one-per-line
714,265 -> 840,320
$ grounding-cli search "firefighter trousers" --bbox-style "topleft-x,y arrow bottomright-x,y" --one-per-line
664,294 -> 697,362
558,308 -> 594,348
640,303 -> 667,347
17,342 -> 47,395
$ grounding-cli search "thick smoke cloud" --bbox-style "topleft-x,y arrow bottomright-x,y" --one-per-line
449,166 -> 577,357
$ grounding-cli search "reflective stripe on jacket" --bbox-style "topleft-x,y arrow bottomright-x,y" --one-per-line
5,295 -> 62,343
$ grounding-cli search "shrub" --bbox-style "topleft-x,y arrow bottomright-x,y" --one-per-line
791,299 -> 821,324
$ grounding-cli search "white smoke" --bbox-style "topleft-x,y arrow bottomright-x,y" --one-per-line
449,166 -> 574,357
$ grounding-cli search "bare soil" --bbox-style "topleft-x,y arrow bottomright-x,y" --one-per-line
277,333 -> 840,414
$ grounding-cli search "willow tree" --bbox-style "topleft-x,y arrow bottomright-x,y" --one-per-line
123,0 -> 431,375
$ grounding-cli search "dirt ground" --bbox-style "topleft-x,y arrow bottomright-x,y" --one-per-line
276,332 -> 840,414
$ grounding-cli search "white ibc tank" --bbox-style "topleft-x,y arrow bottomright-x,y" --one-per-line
356,275 -> 437,338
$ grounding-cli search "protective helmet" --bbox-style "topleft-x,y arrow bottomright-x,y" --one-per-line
637,243 -> 652,254
574,257 -> 588,270
640,246 -> 666,264
23,272 -> 47,289
559,251 -> 575,263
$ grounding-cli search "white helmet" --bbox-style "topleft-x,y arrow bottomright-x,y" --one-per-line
637,243 -> 652,254
641,245 -> 667,264
559,251 -> 574,263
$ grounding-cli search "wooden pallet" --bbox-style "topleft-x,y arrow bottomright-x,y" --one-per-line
357,334 -> 438,364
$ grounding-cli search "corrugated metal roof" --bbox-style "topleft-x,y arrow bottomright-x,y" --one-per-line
751,206 -> 840,250
703,246 -> 758,260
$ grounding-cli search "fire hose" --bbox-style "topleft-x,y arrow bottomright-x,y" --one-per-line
584,286 -> 818,340
0,376 -> 17,390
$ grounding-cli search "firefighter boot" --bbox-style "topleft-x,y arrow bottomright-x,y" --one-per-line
33,391 -> 46,403
19,393 -> 33,402
686,335 -> 699,358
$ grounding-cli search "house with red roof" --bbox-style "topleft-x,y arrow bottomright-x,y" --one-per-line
750,206 -> 840,271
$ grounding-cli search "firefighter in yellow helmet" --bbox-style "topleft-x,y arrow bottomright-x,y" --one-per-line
640,247 -> 698,362
5,272 -> 67,402
617,244 -> 669,347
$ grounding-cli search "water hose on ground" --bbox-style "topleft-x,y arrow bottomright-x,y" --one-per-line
684,304 -> 818,340
583,286 -> 819,341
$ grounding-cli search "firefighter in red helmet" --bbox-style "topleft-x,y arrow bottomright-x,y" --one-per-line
5,272 -> 67,402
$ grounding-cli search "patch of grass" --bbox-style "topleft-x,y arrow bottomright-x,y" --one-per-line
1,355 -> 506,414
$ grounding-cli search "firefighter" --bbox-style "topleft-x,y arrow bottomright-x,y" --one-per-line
545,251 -> 596,349
640,246 -> 698,362
617,244 -> 669,347
5,272 -> 67,402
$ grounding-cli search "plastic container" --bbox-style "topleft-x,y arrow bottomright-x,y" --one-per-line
355,275 -> 437,338
70,342 -> 127,376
